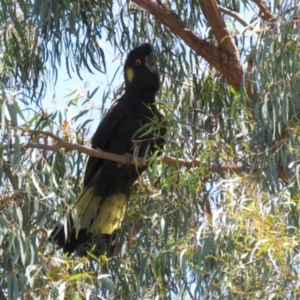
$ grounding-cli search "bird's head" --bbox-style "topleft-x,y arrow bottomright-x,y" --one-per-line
124,43 -> 160,93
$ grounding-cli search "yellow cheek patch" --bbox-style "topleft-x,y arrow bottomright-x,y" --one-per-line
74,187 -> 127,235
126,68 -> 134,82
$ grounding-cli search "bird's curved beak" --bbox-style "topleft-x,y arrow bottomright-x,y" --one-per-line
145,53 -> 158,73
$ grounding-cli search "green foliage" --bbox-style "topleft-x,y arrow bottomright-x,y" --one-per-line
1,0 -> 300,299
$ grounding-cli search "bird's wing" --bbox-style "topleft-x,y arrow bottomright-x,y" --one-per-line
83,96 -> 127,186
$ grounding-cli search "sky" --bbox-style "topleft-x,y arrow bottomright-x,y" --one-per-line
43,41 -> 122,125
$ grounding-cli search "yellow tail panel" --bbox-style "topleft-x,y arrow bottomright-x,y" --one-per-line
74,188 -> 127,235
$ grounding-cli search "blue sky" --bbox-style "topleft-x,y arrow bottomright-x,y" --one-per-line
42,40 -> 125,136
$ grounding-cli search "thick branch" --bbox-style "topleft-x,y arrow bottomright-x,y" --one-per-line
131,0 -> 243,92
198,0 -> 239,60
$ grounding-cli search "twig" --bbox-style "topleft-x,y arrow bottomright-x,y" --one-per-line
129,222 -> 136,249
218,5 -> 253,28
180,273 -> 195,300
162,156 -> 250,174
250,0 -> 276,21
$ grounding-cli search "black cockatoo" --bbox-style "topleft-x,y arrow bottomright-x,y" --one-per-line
50,43 -> 165,256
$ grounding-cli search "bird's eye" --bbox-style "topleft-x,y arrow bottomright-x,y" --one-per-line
135,59 -> 142,65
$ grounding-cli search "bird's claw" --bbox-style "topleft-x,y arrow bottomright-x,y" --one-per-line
118,153 -> 133,167
124,153 -> 133,164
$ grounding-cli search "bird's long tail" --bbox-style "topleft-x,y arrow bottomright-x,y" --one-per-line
49,186 -> 128,256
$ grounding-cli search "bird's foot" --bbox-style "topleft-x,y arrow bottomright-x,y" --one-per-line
118,152 -> 133,167
124,152 -> 133,164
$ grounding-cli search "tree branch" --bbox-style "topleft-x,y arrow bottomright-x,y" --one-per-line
250,0 -> 276,21
14,126 -> 250,176
198,0 -> 240,58
21,127 -> 139,166
131,0 -> 243,93
218,5 -> 252,28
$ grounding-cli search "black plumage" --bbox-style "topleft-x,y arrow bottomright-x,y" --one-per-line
50,43 -> 165,256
